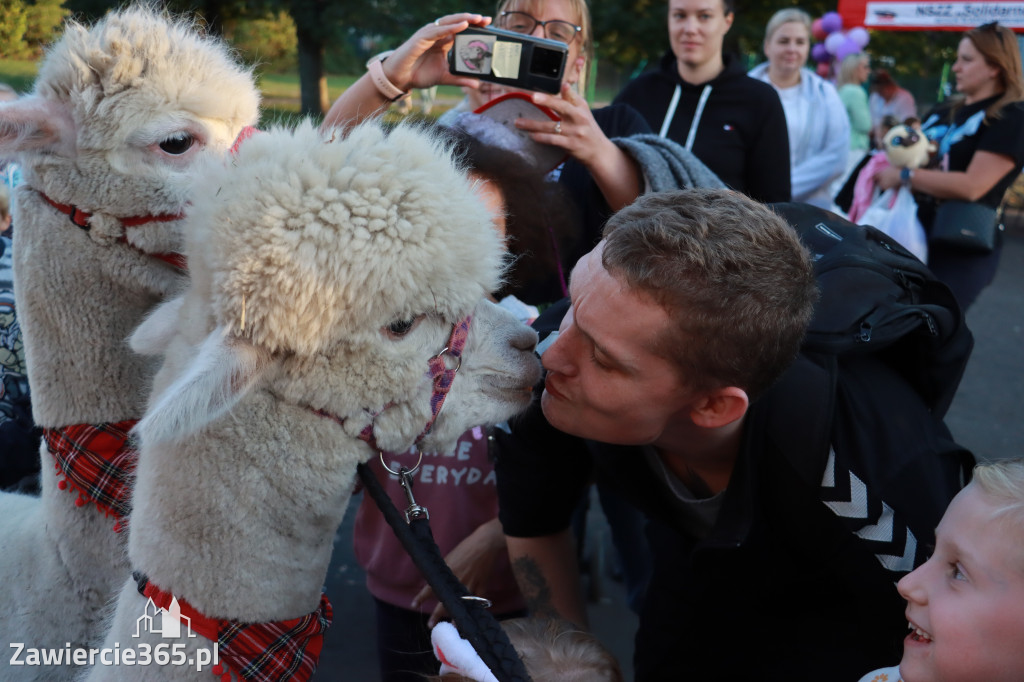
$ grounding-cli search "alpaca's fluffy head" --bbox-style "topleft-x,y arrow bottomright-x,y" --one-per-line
135,120 -> 540,454
190,120 -> 505,355
0,5 -> 259,248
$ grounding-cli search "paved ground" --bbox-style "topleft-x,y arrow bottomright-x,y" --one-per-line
314,221 -> 1024,680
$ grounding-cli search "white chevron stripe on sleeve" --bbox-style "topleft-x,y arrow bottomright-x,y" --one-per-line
876,529 -> 917,573
856,501 -> 896,543
824,469 -> 869,519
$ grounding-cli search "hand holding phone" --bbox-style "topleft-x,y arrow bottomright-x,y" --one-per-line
447,25 -> 568,94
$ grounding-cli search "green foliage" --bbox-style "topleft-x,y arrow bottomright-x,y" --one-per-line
0,58 -> 37,92
591,0 -> 666,70
0,1 -> 30,59
23,0 -> 67,49
0,0 -> 65,60
229,9 -> 297,71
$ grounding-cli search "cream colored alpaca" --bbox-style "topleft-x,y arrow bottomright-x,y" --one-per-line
81,120 -> 540,681
0,7 -> 258,680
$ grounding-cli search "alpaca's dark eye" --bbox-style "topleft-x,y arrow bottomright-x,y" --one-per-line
388,319 -> 415,336
159,133 -> 195,155
385,316 -> 424,339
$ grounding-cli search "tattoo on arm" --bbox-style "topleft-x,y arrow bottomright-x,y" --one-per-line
511,555 -> 561,620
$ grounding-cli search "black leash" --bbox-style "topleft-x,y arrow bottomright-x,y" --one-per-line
356,461 -> 532,682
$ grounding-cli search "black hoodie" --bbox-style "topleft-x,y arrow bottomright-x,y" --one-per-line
614,51 -> 791,203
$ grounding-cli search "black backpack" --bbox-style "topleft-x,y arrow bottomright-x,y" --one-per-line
772,202 -> 973,419
764,202 -> 974,582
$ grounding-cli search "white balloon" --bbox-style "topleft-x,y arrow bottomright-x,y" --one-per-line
848,26 -> 870,48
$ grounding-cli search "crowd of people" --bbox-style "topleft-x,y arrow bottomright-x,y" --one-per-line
2,2 -> 1024,682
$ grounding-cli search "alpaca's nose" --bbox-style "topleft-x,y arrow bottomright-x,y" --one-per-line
511,326 -> 539,353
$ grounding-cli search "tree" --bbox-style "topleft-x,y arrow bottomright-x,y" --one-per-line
0,0 -> 65,59
0,1 -> 30,59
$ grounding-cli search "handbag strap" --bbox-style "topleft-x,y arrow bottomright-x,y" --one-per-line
356,461 -> 532,682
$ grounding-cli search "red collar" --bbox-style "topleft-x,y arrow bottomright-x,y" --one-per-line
134,573 -> 332,682
38,192 -> 187,271
44,421 -> 138,530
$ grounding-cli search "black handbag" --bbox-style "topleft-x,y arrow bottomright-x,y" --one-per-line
929,200 -> 1004,254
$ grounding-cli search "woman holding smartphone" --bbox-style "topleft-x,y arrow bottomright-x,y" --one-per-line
323,1 -> 661,269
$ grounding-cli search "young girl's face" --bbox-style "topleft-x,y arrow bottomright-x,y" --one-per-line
896,484 -> 1024,681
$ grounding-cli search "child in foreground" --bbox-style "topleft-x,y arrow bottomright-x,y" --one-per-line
859,458 -> 1024,682
430,617 -> 622,682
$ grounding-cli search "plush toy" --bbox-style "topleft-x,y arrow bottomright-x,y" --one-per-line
849,120 -> 934,223
848,120 -> 932,262
882,121 -> 936,171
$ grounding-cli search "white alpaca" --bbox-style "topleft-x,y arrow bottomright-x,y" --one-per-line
83,121 -> 541,681
0,8 -> 259,679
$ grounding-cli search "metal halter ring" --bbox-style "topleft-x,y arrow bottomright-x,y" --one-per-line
554,121 -> 562,135
380,450 -> 424,476
433,347 -> 463,373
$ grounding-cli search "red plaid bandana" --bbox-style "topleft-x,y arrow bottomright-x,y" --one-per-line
136,574 -> 333,682
44,420 -> 138,527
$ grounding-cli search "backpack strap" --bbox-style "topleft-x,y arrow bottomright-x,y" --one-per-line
759,353 -> 836,488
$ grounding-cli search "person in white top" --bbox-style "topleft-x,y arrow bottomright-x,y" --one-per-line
869,69 -> 917,146
748,8 -> 849,208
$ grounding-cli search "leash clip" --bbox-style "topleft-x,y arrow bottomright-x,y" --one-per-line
398,466 -> 429,523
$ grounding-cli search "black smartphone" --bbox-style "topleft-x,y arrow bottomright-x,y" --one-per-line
447,25 -> 568,94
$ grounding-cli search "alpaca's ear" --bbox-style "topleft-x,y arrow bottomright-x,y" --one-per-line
134,328 -> 271,445
130,296 -> 186,356
0,97 -> 76,157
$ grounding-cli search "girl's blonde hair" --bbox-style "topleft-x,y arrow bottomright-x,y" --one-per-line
496,0 -> 594,95
972,458 -> 1024,523
435,617 -> 623,682
836,52 -> 869,88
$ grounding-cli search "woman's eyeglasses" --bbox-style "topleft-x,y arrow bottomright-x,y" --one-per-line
498,11 -> 581,45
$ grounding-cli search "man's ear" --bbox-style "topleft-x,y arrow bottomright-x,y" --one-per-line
689,387 -> 749,429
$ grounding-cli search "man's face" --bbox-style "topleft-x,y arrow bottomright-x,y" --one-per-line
540,242 -> 697,445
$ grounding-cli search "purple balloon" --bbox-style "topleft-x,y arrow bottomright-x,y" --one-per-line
821,11 -> 843,34
812,43 -> 831,63
835,38 -> 862,62
848,26 -> 870,48
824,31 -> 847,55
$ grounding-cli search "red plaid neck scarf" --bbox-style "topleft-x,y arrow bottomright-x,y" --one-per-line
135,574 -> 333,682
44,421 -> 138,527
